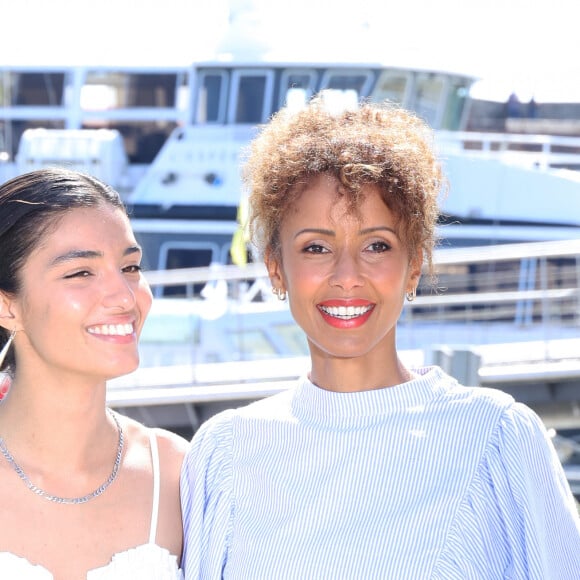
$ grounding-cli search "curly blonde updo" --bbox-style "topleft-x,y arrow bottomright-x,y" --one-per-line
243,96 -> 446,276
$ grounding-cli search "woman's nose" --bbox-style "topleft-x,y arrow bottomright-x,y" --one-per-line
102,273 -> 136,310
329,251 -> 364,291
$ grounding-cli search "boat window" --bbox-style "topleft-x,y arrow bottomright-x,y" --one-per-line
273,323 -> 309,355
278,70 -> 317,110
370,71 -> 411,106
176,80 -> 190,113
441,77 -> 471,130
140,309 -> 200,345
80,71 -> 184,162
225,319 -> 308,359
196,70 -> 228,123
320,69 -> 374,98
82,71 -> 180,110
411,73 -> 445,128
81,120 -> 177,164
0,73 -> 7,107
222,242 -> 238,265
1,71 -> 65,106
229,69 -> 274,124
0,129 -> 5,158
228,329 -> 278,359
157,242 -> 219,297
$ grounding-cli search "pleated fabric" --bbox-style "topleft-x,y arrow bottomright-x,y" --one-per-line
181,366 -> 580,579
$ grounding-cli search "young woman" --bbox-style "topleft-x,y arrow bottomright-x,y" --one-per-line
180,97 -> 580,578
0,168 -> 188,578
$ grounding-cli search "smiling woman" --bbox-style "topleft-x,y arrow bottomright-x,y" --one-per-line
14,204 -> 149,380
180,96 -> 580,579
0,168 -> 188,578
265,174 -> 421,374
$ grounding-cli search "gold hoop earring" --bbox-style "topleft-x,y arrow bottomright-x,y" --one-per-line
0,329 -> 16,368
272,287 -> 287,301
406,288 -> 416,302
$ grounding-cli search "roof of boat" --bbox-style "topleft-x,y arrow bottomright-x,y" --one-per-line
194,55 -> 477,79
0,55 -> 477,80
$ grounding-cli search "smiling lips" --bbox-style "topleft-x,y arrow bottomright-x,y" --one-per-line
317,300 -> 375,328
87,323 -> 135,337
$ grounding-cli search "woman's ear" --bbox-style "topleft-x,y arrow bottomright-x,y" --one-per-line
0,292 -> 19,332
264,250 -> 285,293
407,249 -> 423,291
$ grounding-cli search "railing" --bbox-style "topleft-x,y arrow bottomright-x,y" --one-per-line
104,239 -> 580,437
143,239 -> 580,329
436,130 -> 580,171
122,239 -> 580,388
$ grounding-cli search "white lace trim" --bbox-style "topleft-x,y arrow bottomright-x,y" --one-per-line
0,544 -> 183,579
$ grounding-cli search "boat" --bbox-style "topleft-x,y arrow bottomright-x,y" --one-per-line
2,3 -> 580,276
0,63 -> 190,193
120,2 -> 580,272
2,13 -> 580,494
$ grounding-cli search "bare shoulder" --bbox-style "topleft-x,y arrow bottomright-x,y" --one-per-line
150,428 -> 189,494
113,411 -> 189,471
152,426 -> 190,465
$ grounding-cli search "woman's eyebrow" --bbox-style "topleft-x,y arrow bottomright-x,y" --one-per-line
294,228 -> 335,239
359,226 -> 397,235
49,245 -> 141,267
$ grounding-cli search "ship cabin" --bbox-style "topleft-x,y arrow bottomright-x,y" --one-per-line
127,56 -> 476,289
0,64 -> 191,189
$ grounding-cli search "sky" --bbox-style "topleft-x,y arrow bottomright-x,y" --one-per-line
1,0 -> 579,102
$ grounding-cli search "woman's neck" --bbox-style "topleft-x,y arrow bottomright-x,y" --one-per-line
0,372 -> 110,470
308,350 -> 414,393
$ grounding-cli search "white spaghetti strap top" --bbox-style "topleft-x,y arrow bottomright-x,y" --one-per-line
0,428 -> 183,578
148,430 -> 161,545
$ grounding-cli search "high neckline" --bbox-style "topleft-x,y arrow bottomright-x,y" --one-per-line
292,366 -> 452,426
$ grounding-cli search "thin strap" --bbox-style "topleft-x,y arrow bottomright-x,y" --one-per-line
148,430 -> 161,544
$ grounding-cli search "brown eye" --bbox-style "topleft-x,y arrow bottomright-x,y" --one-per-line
367,241 -> 391,253
304,244 -> 327,254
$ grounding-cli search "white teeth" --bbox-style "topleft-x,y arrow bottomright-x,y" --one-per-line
320,305 -> 372,319
88,323 -> 134,336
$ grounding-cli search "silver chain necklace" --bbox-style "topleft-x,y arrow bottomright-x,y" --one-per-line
0,409 -> 124,505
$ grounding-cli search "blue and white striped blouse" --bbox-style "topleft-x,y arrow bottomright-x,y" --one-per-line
180,366 -> 580,579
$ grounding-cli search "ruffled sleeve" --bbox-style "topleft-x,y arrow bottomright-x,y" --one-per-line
433,403 -> 580,579
180,409 -> 236,580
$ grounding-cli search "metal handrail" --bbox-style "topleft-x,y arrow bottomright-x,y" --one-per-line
142,240 -> 580,329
